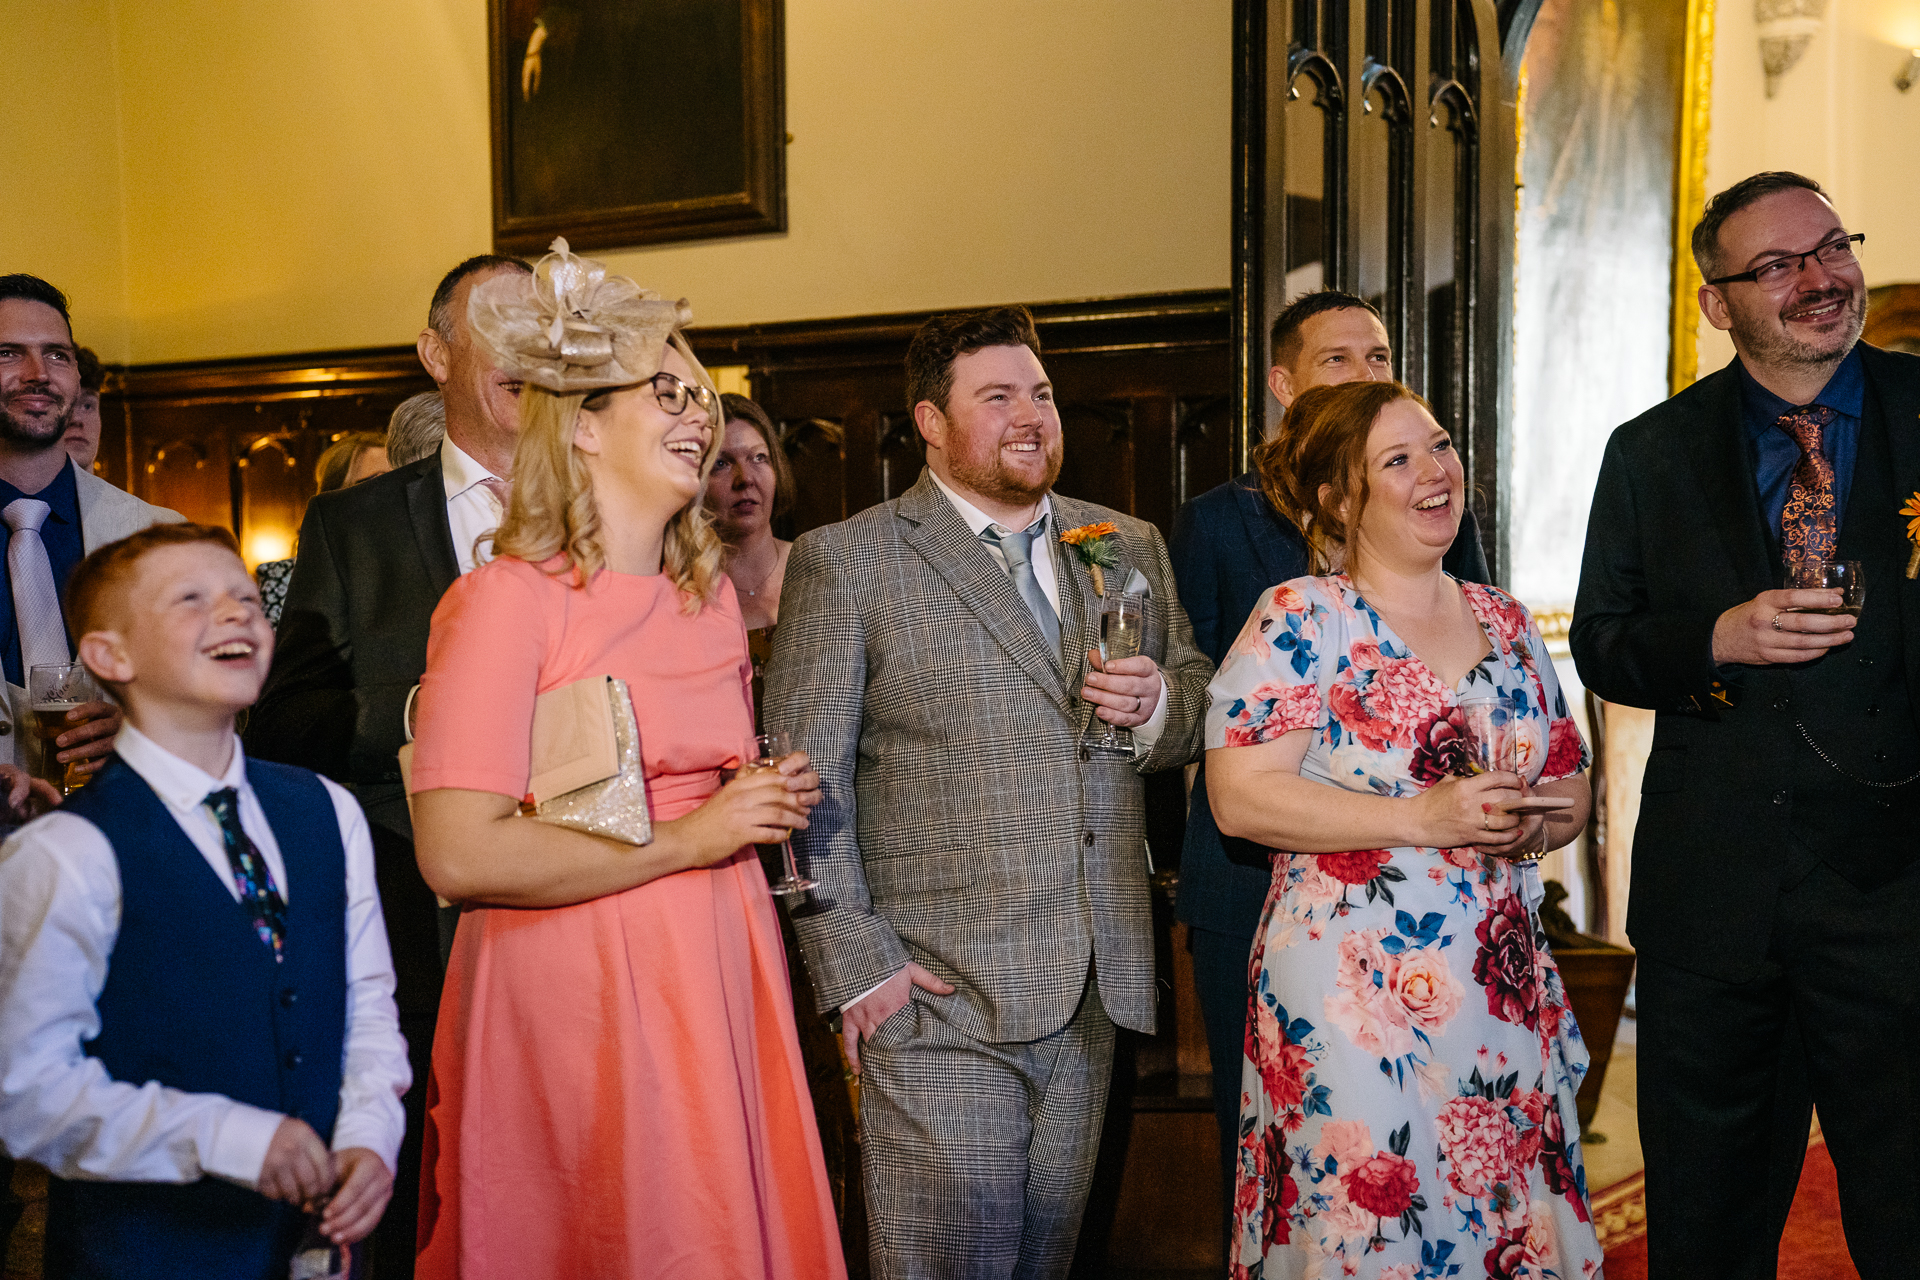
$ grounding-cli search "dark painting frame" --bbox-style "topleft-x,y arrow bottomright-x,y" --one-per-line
489,0 -> 786,254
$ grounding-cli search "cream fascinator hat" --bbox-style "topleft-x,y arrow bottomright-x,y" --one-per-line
467,237 -> 705,394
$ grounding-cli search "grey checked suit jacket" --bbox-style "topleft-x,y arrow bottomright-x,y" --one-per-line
765,471 -> 1213,1043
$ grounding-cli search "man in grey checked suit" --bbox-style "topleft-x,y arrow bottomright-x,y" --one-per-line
766,305 -> 1211,1278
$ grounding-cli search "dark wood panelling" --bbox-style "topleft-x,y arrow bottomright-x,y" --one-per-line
102,349 -> 433,562
687,289 -> 1233,543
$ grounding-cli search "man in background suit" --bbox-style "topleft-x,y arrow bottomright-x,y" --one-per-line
1167,289 -> 1489,1221
1572,171 -> 1919,1278
0,273 -> 180,1257
245,252 -> 528,1279
767,306 -> 1211,1278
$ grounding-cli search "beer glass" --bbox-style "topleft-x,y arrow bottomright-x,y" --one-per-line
28,663 -> 102,795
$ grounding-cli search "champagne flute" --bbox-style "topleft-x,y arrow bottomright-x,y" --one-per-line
29,663 -> 102,796
743,730 -> 816,895
1085,593 -> 1146,756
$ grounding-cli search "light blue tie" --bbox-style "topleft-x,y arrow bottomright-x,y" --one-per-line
982,522 -> 1061,654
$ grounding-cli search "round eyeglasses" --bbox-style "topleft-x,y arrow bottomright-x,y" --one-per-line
649,371 -> 717,417
1708,233 -> 1864,289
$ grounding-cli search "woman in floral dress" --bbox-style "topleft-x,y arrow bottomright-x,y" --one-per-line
1206,381 -> 1605,1279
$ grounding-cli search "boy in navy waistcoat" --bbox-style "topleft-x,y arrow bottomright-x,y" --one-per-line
0,523 -> 410,1279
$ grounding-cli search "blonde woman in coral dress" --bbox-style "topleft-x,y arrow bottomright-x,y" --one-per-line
408,243 -> 846,1279
1206,382 -> 1605,1279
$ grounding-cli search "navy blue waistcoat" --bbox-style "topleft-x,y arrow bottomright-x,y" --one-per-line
44,755 -> 350,1280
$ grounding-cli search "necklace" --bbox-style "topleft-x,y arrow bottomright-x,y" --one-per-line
730,546 -> 781,598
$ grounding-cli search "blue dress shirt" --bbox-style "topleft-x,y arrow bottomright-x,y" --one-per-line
1740,347 -> 1865,544
0,461 -> 83,686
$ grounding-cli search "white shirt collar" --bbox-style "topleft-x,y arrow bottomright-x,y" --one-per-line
112,722 -> 247,816
440,435 -> 502,503
927,470 -> 1052,538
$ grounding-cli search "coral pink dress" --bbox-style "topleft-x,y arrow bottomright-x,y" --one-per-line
410,555 -> 845,1280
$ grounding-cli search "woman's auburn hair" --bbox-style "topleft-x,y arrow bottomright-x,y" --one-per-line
1254,379 -> 1432,574
491,333 -> 726,611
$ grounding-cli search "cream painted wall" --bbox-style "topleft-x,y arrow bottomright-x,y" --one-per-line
4,1 -> 1232,364
1694,0 -> 1920,373
0,0 -> 131,361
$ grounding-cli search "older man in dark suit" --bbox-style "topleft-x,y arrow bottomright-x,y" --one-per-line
245,252 -> 527,1279
1167,290 -> 1489,1222
768,306 -> 1211,1279
1572,171 -> 1920,1278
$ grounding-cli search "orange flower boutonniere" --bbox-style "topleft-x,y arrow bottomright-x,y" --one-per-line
1060,521 -> 1121,596
1903,493 -> 1920,578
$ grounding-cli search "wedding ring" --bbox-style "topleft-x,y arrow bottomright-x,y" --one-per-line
1132,696 -> 1141,714
1771,612 -> 1784,632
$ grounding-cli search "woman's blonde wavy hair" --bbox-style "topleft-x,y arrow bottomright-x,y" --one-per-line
1255,380 -> 1431,574
491,331 -> 726,612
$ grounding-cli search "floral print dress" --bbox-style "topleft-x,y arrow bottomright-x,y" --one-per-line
1206,575 -> 1604,1280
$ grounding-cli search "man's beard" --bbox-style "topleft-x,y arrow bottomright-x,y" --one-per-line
0,399 -> 71,451
1732,285 -> 1865,369
949,438 -> 1063,508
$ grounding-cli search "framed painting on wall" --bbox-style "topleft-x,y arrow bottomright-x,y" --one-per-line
489,0 -> 786,254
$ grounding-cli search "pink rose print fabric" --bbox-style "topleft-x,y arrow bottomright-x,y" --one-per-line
1204,575 -> 1602,1279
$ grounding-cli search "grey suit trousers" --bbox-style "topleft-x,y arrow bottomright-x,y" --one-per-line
859,970 -> 1116,1280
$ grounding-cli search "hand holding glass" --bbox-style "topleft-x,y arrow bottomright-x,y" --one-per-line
29,663 -> 103,796
1086,593 -> 1146,756
743,731 -> 816,895
1782,559 -> 1864,618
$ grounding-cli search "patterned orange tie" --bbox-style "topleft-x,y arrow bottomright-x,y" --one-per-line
1778,405 -> 1838,565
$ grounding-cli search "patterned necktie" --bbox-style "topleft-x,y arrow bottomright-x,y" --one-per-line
4,499 -> 71,675
981,522 -> 1062,654
204,788 -> 287,962
1778,405 -> 1838,565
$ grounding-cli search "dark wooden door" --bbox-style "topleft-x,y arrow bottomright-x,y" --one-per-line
1233,0 -> 1519,580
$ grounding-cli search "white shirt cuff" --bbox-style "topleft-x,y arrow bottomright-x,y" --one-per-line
1131,669 -> 1172,754
204,1101 -> 286,1188
839,971 -> 898,1014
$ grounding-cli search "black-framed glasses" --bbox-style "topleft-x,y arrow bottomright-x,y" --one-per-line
649,371 -> 717,417
1708,233 -> 1864,288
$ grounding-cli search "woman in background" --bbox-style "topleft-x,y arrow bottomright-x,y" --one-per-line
255,431 -> 389,627
708,392 -> 795,634
1206,381 -> 1603,1278
409,242 -> 846,1279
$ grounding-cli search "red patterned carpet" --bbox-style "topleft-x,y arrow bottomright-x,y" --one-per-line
1595,1137 -> 1858,1279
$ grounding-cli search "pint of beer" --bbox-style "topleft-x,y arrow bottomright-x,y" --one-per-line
27,664 -> 102,796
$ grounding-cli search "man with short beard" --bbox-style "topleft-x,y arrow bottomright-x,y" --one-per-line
0,276 -> 177,781
767,305 -> 1212,1277
1572,172 -> 1920,1277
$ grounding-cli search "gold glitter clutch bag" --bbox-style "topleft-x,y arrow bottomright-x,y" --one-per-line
523,675 -> 652,846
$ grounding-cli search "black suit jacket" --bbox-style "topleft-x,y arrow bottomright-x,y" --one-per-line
1570,344 -> 1920,981
1168,470 -> 1491,939
247,454 -> 459,840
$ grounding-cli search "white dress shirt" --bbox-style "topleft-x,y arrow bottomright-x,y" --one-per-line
0,724 -> 411,1187
441,436 -> 505,575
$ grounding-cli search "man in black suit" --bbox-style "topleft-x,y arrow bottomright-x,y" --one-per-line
1572,172 -> 1919,1279
245,253 -> 529,1278
1167,290 -> 1489,1225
